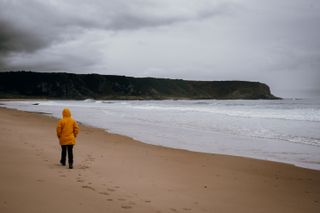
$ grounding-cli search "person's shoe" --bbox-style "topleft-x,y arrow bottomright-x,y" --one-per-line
69,164 -> 73,169
60,161 -> 66,166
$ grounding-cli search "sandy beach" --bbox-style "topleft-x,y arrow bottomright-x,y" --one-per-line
0,107 -> 319,213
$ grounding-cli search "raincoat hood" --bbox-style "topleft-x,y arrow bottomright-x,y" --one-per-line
62,108 -> 71,118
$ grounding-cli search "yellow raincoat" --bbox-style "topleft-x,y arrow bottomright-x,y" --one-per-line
56,108 -> 79,145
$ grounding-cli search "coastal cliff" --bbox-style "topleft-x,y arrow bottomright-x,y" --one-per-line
0,71 -> 278,99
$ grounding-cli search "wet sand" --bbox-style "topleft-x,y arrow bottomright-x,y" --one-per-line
0,107 -> 319,213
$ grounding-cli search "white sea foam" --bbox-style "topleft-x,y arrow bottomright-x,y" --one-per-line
2,99 -> 320,170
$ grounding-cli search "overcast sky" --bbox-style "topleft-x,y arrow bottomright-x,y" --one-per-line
1,0 -> 320,98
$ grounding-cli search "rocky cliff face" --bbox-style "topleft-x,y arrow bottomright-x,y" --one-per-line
0,71 -> 279,99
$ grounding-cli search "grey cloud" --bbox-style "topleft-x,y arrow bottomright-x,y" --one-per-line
0,0 -> 229,57
105,2 -> 236,30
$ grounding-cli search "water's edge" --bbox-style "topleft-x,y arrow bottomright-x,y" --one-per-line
1,99 -> 320,170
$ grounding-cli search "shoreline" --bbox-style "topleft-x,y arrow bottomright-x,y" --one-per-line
2,104 -> 318,171
2,101 -> 319,171
1,107 -> 320,212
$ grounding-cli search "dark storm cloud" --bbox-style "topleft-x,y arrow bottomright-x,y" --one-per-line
0,0 -> 228,57
0,0 -> 92,54
0,20 -> 44,53
0,1 -> 75,55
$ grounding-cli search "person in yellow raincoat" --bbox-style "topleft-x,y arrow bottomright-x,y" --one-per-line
56,108 -> 79,169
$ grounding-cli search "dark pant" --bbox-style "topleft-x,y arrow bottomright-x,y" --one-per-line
60,145 -> 74,165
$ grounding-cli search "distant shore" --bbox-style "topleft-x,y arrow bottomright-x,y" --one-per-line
0,71 -> 279,100
0,107 -> 319,213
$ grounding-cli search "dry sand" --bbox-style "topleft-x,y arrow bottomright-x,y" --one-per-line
0,107 -> 319,213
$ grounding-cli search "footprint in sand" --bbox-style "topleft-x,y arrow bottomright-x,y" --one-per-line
107,199 -> 113,201
36,179 -> 44,183
145,200 -> 151,203
82,185 -> 95,191
107,188 -> 116,192
121,205 -> 132,209
183,208 -> 192,211
99,192 -> 110,196
118,198 -> 126,201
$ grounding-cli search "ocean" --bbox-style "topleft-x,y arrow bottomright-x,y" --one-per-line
2,99 -> 320,170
